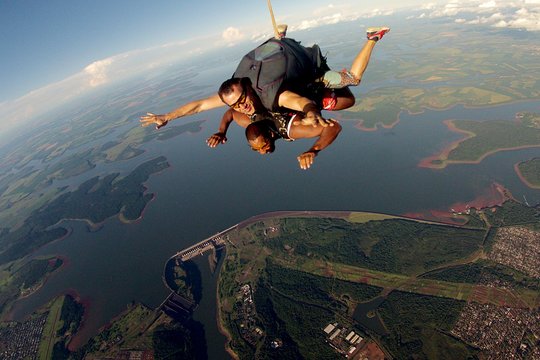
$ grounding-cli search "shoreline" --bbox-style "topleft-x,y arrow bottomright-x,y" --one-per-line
514,161 -> 540,190
215,246 -> 240,360
418,119 -> 540,169
17,255 -> 69,301
348,98 -> 540,132
402,182 -> 514,221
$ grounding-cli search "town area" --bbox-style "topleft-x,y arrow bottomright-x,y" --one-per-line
488,226 -> 540,278
452,225 -> 540,359
452,302 -> 540,359
0,313 -> 47,359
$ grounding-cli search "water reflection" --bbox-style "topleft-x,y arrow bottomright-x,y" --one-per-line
352,297 -> 388,336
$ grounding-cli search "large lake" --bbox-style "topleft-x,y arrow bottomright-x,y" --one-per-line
8,89 -> 540,358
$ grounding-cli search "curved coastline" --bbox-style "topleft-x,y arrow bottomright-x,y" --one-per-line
17,255 -> 68,301
351,98 -> 539,133
514,161 -> 540,190
418,119 -> 540,169
354,117 -> 401,132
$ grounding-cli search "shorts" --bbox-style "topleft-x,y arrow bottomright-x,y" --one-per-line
321,70 -> 359,89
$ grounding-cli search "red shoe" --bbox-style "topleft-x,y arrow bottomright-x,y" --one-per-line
367,27 -> 390,41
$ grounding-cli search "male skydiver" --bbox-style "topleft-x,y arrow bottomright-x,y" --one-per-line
206,106 -> 341,170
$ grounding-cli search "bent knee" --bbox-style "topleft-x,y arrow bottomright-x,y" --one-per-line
337,96 -> 355,110
322,90 -> 355,111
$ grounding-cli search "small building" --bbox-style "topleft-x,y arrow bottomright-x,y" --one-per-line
324,323 -> 336,334
329,328 -> 341,341
345,331 -> 355,341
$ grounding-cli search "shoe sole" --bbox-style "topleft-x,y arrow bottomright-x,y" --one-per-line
366,26 -> 390,33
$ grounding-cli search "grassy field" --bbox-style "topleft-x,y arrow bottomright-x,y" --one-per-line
345,22 -> 540,130
347,212 -> 399,223
274,257 -> 537,308
38,296 -> 65,360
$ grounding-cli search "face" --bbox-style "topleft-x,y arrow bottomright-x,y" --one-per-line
222,83 -> 256,115
249,135 -> 275,155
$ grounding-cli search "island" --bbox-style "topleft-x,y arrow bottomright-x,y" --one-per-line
0,156 -> 169,269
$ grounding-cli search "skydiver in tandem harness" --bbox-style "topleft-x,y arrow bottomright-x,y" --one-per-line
140,13 -> 389,168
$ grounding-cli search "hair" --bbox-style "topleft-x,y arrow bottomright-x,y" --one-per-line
218,77 -> 250,102
245,120 -> 274,142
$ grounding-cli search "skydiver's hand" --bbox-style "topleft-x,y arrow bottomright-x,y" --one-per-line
140,112 -> 169,130
206,132 -> 227,148
297,151 -> 317,170
295,111 -> 333,128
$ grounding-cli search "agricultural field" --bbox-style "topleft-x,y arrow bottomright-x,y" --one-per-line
346,25 -> 540,130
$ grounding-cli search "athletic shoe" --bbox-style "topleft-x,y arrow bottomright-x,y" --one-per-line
366,26 -> 390,41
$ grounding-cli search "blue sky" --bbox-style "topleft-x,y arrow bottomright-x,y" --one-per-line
0,0 -> 437,102
1,0 -> 539,135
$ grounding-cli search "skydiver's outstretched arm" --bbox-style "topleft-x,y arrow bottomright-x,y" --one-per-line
140,93 -> 225,129
288,119 -> 342,170
206,109 -> 251,148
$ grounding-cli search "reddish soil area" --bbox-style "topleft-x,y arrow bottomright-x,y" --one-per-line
402,182 -> 513,224
354,117 -> 400,132
355,341 -> 386,360
64,289 -> 91,351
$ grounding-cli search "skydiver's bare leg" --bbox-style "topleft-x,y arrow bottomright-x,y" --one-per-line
318,27 -> 390,111
321,27 -> 389,89
349,40 -> 377,82
348,26 -> 391,82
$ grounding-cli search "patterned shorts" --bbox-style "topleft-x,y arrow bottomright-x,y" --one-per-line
321,70 -> 360,89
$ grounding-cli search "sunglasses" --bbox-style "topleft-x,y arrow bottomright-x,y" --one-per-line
229,87 -> 248,110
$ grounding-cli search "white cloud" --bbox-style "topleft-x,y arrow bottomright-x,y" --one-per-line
84,58 -> 113,87
0,36 -> 222,133
421,3 -> 438,10
418,0 -> 540,31
222,27 -> 245,44
479,1 -> 497,8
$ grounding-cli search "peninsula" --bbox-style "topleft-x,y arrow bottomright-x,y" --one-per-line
419,112 -> 540,169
